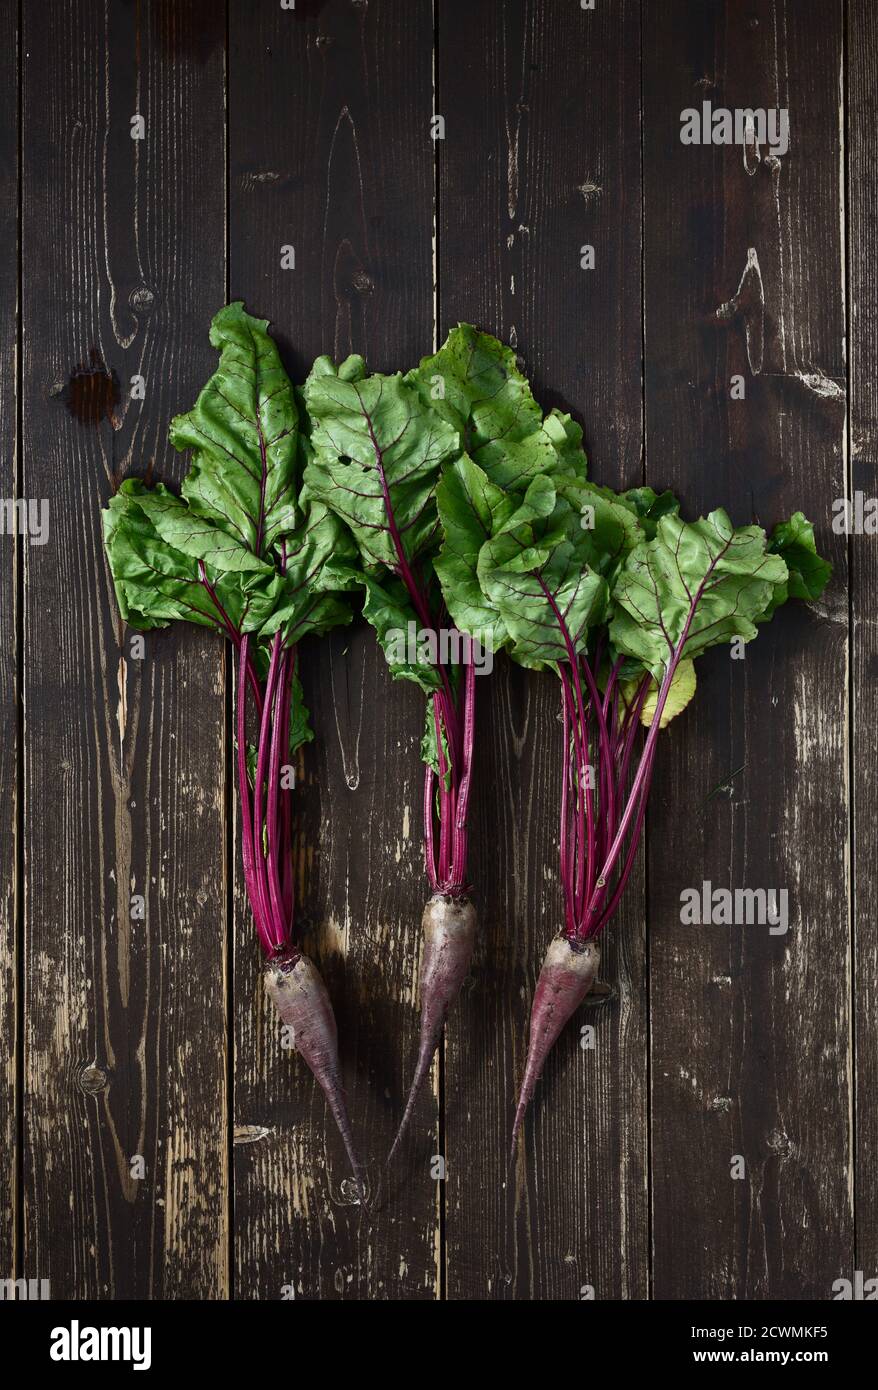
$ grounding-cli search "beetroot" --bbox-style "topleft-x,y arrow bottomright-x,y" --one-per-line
389,895 -> 477,1162
510,937 -> 601,1162
264,952 -> 367,1203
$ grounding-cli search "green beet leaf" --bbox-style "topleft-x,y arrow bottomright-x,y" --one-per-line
765,510 -> 833,616
169,301 -> 299,560
616,486 -> 681,539
302,356 -> 462,707
609,509 -> 790,680
103,307 -> 357,762
126,481 -> 273,575
475,477 -> 609,670
303,359 -> 459,573
621,658 -> 697,729
257,499 -> 356,647
359,569 -> 444,695
102,480 -> 278,634
555,476 -> 645,587
434,455 -> 517,652
408,324 -> 587,490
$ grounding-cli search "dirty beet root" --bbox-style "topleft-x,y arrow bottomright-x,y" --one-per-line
509,936 -> 601,1164
388,895 -> 477,1164
64,349 -> 120,427
263,951 -> 368,1205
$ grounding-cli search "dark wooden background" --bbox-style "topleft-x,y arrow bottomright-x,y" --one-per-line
0,0 -> 873,1301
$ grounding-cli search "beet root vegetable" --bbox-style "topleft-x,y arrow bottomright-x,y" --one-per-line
304,355 -> 487,1174
264,951 -> 368,1204
509,936 -> 601,1161
103,307 -> 369,1203
388,895 -> 477,1162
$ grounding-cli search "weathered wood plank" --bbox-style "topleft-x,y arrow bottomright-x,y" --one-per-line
437,0 -> 647,1300
21,0 -> 228,1298
8,0 -> 870,1303
0,0 -> 19,1286
643,0 -> 850,1298
228,0 -> 438,1300
848,0 -> 878,1281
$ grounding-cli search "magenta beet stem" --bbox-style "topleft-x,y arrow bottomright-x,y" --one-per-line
236,636 -> 273,955
266,647 -> 293,945
251,633 -> 284,951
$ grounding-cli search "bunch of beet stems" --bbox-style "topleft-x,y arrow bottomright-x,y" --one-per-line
510,592 -> 695,1157
229,570 -> 367,1201
380,537 -> 478,1162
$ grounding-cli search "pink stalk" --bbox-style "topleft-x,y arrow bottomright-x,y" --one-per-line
200,561 -> 264,715
559,686 -> 574,935
423,766 -> 439,891
513,554 -> 734,1155
433,696 -> 454,885
279,659 -> 295,927
577,655 -> 616,868
281,787 -> 294,926
362,405 -> 472,887
616,677 -> 651,790
559,664 -> 590,920
602,655 -> 623,724
364,399 -> 475,892
236,637 -> 273,954
251,633 -> 284,951
587,739 -> 658,936
266,648 -> 292,942
583,554 -> 727,926
452,652 -> 477,878
588,669 -> 680,912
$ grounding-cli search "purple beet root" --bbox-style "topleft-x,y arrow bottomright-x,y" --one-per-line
509,935 -> 601,1162
264,950 -> 368,1203
388,895 -> 477,1163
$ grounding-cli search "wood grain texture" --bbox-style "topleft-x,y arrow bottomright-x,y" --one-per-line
20,0 -> 228,1298
437,0 -> 647,1300
848,0 -> 878,1279
3,0 -> 870,1301
0,0 -> 18,1285
643,0 -> 851,1299
228,0 -> 439,1300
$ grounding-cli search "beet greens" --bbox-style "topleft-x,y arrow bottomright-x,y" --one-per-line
301,348 -> 479,1158
102,303 -> 367,1199
102,302 -> 833,1185
302,325 -> 599,1159
436,416 -> 832,1157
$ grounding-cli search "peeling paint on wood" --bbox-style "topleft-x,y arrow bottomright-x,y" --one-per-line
229,0 -> 439,1301
437,0 -> 648,1302
0,0 -> 16,1285
644,0 -> 851,1301
848,0 -> 878,1278
19,0 -> 228,1300
1,0 -> 869,1302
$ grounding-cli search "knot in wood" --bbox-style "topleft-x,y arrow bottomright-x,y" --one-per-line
129,285 -> 155,313
79,1063 -> 108,1094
